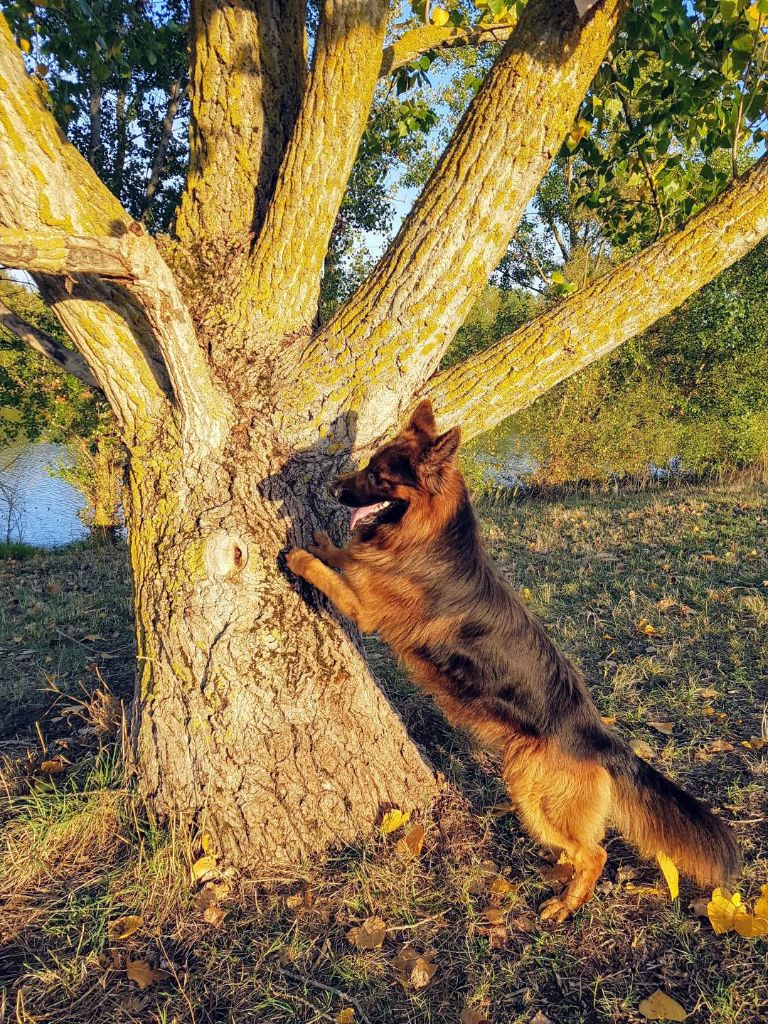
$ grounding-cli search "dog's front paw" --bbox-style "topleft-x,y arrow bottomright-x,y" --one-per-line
286,547 -> 313,578
308,529 -> 336,562
538,896 -> 577,924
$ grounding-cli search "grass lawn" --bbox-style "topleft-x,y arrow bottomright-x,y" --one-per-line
0,483 -> 766,1023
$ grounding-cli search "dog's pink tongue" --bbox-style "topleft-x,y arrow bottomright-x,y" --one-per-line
350,503 -> 384,531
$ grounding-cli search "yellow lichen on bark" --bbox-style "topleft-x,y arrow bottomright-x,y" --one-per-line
277,0 -> 625,448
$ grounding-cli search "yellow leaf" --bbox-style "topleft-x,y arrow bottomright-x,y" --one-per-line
630,738 -> 655,760
638,989 -> 687,1021
431,7 -> 450,25
201,832 -> 214,855
108,915 -> 144,941
19,37 -> 31,53
380,808 -> 410,835
395,823 -> 425,860
601,716 -> 617,726
347,915 -> 387,949
753,883 -> 768,921
707,887 -> 742,934
191,854 -> 217,881
126,960 -> 169,990
657,853 -> 679,900
337,1010 -> 355,1024
39,758 -> 67,775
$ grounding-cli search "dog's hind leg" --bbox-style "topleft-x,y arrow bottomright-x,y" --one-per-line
503,737 -> 610,923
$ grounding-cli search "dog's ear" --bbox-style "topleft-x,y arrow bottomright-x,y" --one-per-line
408,399 -> 437,440
420,427 -> 461,493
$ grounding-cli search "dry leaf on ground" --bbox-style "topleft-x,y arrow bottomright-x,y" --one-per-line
490,875 -> 516,897
108,915 -> 143,941
347,915 -> 387,949
392,945 -> 437,989
480,906 -> 506,925
540,862 -> 575,889
202,903 -> 227,928
337,1010 -> 355,1024
459,1008 -> 489,1024
638,989 -> 687,1021
630,739 -> 655,760
39,758 -> 67,774
649,721 -> 674,736
706,739 -> 735,753
126,960 -> 169,990
395,823 -> 425,860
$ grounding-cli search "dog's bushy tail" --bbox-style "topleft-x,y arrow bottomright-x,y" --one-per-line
604,737 -> 740,887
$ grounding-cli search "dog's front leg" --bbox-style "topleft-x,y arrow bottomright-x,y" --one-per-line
286,548 -> 372,631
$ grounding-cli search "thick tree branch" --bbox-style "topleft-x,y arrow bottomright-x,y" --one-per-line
175,0 -> 307,256
380,21 -> 517,77
424,154 -> 768,442
285,0 -> 624,448
237,0 -> 390,346
0,296 -> 101,390
0,229 -> 137,280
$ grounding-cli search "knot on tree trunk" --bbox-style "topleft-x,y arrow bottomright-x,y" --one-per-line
205,530 -> 248,579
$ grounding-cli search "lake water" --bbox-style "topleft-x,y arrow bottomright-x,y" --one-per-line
0,441 -> 89,547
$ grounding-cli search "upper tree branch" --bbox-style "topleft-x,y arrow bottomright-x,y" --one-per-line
379,21 -> 518,77
0,14 -> 227,445
286,0 -> 624,448
0,296 -> 101,390
175,0 -> 307,256
140,77 -> 188,223
423,154 -> 768,442
237,0 -> 390,347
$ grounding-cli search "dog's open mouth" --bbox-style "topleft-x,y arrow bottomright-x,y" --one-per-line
349,501 -> 391,531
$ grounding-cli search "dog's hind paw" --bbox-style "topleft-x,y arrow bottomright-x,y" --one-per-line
538,896 -> 576,924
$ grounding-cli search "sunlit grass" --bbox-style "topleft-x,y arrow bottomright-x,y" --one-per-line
0,484 -> 766,1023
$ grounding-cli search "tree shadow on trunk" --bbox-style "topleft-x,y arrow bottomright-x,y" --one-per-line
258,410 -> 510,819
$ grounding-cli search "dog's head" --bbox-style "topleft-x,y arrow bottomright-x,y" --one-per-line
331,399 -> 461,535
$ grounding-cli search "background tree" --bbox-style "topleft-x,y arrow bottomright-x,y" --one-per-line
2,0 -> 768,867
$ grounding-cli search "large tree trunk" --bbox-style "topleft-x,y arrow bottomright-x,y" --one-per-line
126,424 -> 435,864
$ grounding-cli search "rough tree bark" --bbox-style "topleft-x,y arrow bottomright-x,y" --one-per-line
2,0 -> 768,866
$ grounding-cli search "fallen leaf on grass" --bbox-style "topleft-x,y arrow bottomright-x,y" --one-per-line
347,915 -> 387,949
638,989 -> 687,1021
191,854 -> 217,882
108,915 -> 143,941
637,618 -> 657,635
657,852 -> 679,900
337,1010 -> 355,1024
697,687 -> 719,699
707,886 -> 768,937
285,886 -> 314,912
202,903 -> 227,928
459,1008 -> 489,1024
468,859 -> 499,894
395,823 -> 425,860
480,906 -> 506,925
490,875 -> 516,896
742,736 -> 767,750
706,739 -> 734,753
126,960 -> 169,990
630,739 -> 655,760
392,945 -> 437,989
39,758 -> 67,775
380,808 -> 410,835
601,716 -> 617,726
649,722 -> 674,736
539,862 -> 575,890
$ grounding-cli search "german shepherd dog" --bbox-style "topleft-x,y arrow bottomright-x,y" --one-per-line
287,400 -> 740,921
